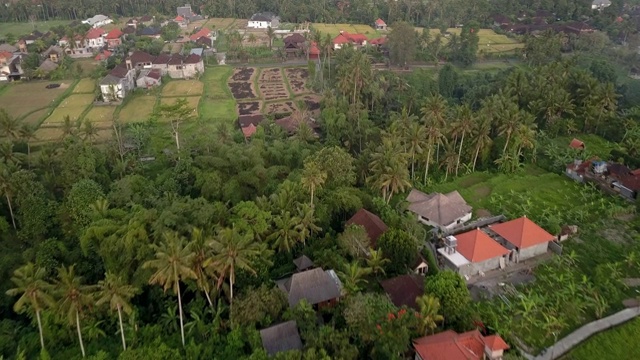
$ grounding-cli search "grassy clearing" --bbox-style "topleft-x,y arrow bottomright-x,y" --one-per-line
42,94 -> 94,123
83,106 -> 116,123
0,81 -> 69,119
208,18 -> 236,30
563,318 -> 640,360
0,20 -> 69,38
199,66 -> 237,123
73,78 -> 96,94
160,97 -> 201,116
34,127 -> 63,143
312,23 -> 382,38
21,109 -> 49,127
551,133 -> 621,159
199,99 -> 236,122
161,80 -> 204,97
418,28 -> 523,54
118,95 -> 157,123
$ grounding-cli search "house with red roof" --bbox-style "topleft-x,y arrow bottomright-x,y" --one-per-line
413,329 -> 509,360
174,15 -> 188,27
85,28 -> 106,49
94,49 -> 112,61
438,229 -> 510,277
333,31 -> 368,50
487,216 -> 555,262
309,42 -> 320,60
190,27 -> 213,42
569,138 -> 585,150
346,208 -> 388,249
105,29 -> 125,49
374,18 -> 387,30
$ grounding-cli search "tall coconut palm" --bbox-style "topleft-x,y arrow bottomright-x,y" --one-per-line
207,225 -> 267,302
19,124 -> 37,167
189,227 -> 216,308
268,211 -> 301,252
6,262 -> 54,351
497,105 -> 522,158
416,295 -> 444,335
0,164 -> 17,229
142,232 -> 196,347
450,104 -> 474,176
266,26 -> 276,50
295,203 -> 321,246
406,121 -> 426,180
440,140 -> 458,181
470,115 -> 493,172
0,109 -> 22,140
54,265 -> 95,358
423,123 -> 443,182
82,120 -> 99,144
377,160 -> 411,204
337,261 -> 371,295
365,248 -> 390,276
300,161 -> 326,207
95,273 -> 138,351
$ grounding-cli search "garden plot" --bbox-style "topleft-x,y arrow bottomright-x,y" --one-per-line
228,67 -> 257,100
258,68 -> 289,101
43,94 -> 94,123
284,68 -> 309,94
230,67 -> 255,82
0,81 -> 69,119
298,94 -> 321,112
118,96 -> 156,123
162,80 -> 204,97
265,101 -> 297,115
237,101 -> 262,116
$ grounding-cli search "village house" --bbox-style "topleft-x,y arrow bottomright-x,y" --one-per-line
492,14 -> 511,27
136,69 -> 162,88
293,255 -> 315,272
380,274 -> 424,310
174,15 -> 189,27
565,159 -> 640,200
413,330 -> 509,360
486,216 -> 555,262
374,18 -> 387,30
37,59 -> 58,75
276,267 -> 343,309
100,65 -> 135,102
176,4 -> 204,22
283,33 -> 307,58
248,12 -> 280,29
139,27 -> 162,39
333,31 -> 368,50
238,114 -> 264,138
0,52 -> 23,81
259,321 -> 303,356
167,53 -> 204,79
0,44 -> 18,54
345,208 -> 388,249
85,28 -> 106,50
82,14 -> 113,28
406,189 -> 472,231
105,29 -> 125,49
274,115 -> 320,136
437,228 -> 510,278
308,42 -> 320,60
139,15 -> 154,26
94,49 -> 112,61
42,45 -> 64,63
126,51 -> 155,70
189,27 -> 215,43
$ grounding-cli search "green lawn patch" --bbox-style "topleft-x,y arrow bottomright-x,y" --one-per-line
199,99 -> 237,123
551,133 -> 621,159
161,80 -> 204,97
312,23 -> 382,39
73,78 -> 96,94
83,106 -> 116,123
160,96 -> 201,117
0,80 -> 70,119
0,20 -> 69,39
43,94 -> 94,123
202,66 -> 234,99
562,318 -> 640,360
118,95 -> 157,123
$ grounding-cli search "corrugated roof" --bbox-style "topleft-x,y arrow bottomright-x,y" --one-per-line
346,208 -> 388,247
455,229 -> 509,262
489,216 -> 554,249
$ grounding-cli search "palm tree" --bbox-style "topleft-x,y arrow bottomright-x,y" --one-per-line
54,265 -> 95,358
450,104 -> 474,176
406,121 -> 426,180
82,120 -> 99,144
95,273 -> 138,351
266,26 -> 276,50
142,232 -> 196,347
247,33 -> 257,46
207,226 -> 267,302
416,295 -> 444,335
295,203 -> 321,246
497,105 -> 522,158
6,263 -> 54,351
423,123 -> 443,182
377,161 -> 411,203
337,261 -> 371,294
365,249 -> 390,276
440,140 -> 458,181
18,124 -> 37,167
0,142 -> 26,167
300,161 -> 326,207
0,109 -> 22,140
189,227 -> 216,308
470,115 -> 492,172
0,165 -> 17,229
268,211 -> 302,252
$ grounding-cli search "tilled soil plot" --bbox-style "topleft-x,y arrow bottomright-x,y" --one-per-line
237,101 -> 261,115
265,101 -> 297,115
231,67 -> 255,82
258,68 -> 289,101
228,82 -> 256,99
299,94 -> 321,112
284,68 -> 309,94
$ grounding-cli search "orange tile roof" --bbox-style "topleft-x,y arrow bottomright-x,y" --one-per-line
175,15 -> 185,21
489,216 -> 554,249
333,33 -> 350,44
375,18 -> 386,25
190,27 -> 211,41
85,28 -> 105,39
569,138 -> 585,149
455,229 -> 510,262
309,42 -> 320,55
414,330 -> 486,360
0,51 -> 12,59
105,29 -> 124,40
241,123 -> 257,138
484,335 -> 510,351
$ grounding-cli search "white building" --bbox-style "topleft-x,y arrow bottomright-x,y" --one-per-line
100,65 -> 135,102
406,189 -> 472,231
592,0 -> 611,10
82,14 -> 113,28
248,12 -> 280,29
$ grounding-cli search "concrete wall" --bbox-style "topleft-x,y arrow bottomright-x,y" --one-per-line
458,256 -> 503,277
151,64 -> 168,76
519,242 -> 548,261
248,20 -> 270,28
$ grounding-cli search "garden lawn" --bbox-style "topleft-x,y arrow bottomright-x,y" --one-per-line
118,96 -> 157,123
73,78 -> 96,93
0,81 -> 69,119
161,80 -> 204,97
83,106 -> 116,123
202,66 -> 234,99
562,318 -> 640,360
160,97 -> 201,117
43,94 -> 94,123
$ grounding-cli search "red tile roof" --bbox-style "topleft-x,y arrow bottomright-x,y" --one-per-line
175,15 -> 185,21
344,32 -> 367,44
346,209 -> 388,247
489,217 -> 554,249
569,138 -> 585,149
455,229 -> 510,262
309,42 -> 320,55
94,50 -> 112,60
369,37 -> 387,45
0,51 -> 12,59
375,18 -> 386,26
190,28 -> 211,41
484,335 -> 510,352
333,34 -> 350,45
105,29 -> 124,40
85,28 -> 105,39
242,123 -> 257,138
414,330 -> 486,360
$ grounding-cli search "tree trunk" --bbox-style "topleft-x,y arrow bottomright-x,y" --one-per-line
177,280 -> 186,346
472,144 -> 480,172
76,309 -> 85,358
6,194 -> 16,229
424,146 -> 432,184
456,132 -> 465,176
117,305 -> 126,351
310,185 -> 314,207
502,132 -> 511,157
230,268 -> 235,303
204,288 -> 214,309
411,152 -> 415,180
36,309 -> 45,351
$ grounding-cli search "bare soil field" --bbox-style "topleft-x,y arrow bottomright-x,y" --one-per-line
230,67 -> 255,82
284,68 -> 309,94
265,101 -> 297,115
298,94 -> 321,112
258,68 -> 288,101
237,101 -> 262,116
228,82 -> 257,99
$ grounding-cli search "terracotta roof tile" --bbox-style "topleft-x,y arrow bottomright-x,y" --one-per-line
375,18 -> 386,25
85,28 -> 105,39
483,335 -> 510,351
569,138 -> 585,149
105,29 -> 124,40
414,330 -> 487,360
455,229 -> 510,262
489,217 -> 554,249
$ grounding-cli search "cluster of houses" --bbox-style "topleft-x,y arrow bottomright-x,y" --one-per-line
565,138 -> 640,201
99,50 -> 204,102
491,10 -> 596,36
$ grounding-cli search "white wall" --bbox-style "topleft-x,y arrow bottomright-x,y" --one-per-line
248,20 -> 270,29
519,242 -> 548,261
100,83 -> 124,101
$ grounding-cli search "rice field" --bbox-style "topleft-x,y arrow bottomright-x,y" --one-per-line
34,127 -> 64,143
43,94 -> 94,123
21,109 -> 49,126
83,106 -> 116,123
207,18 -> 237,30
118,95 -> 157,123
0,81 -> 70,119
160,96 -> 201,117
73,78 -> 96,94
312,23 -> 382,38
161,80 -> 204,97
419,28 -> 523,54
